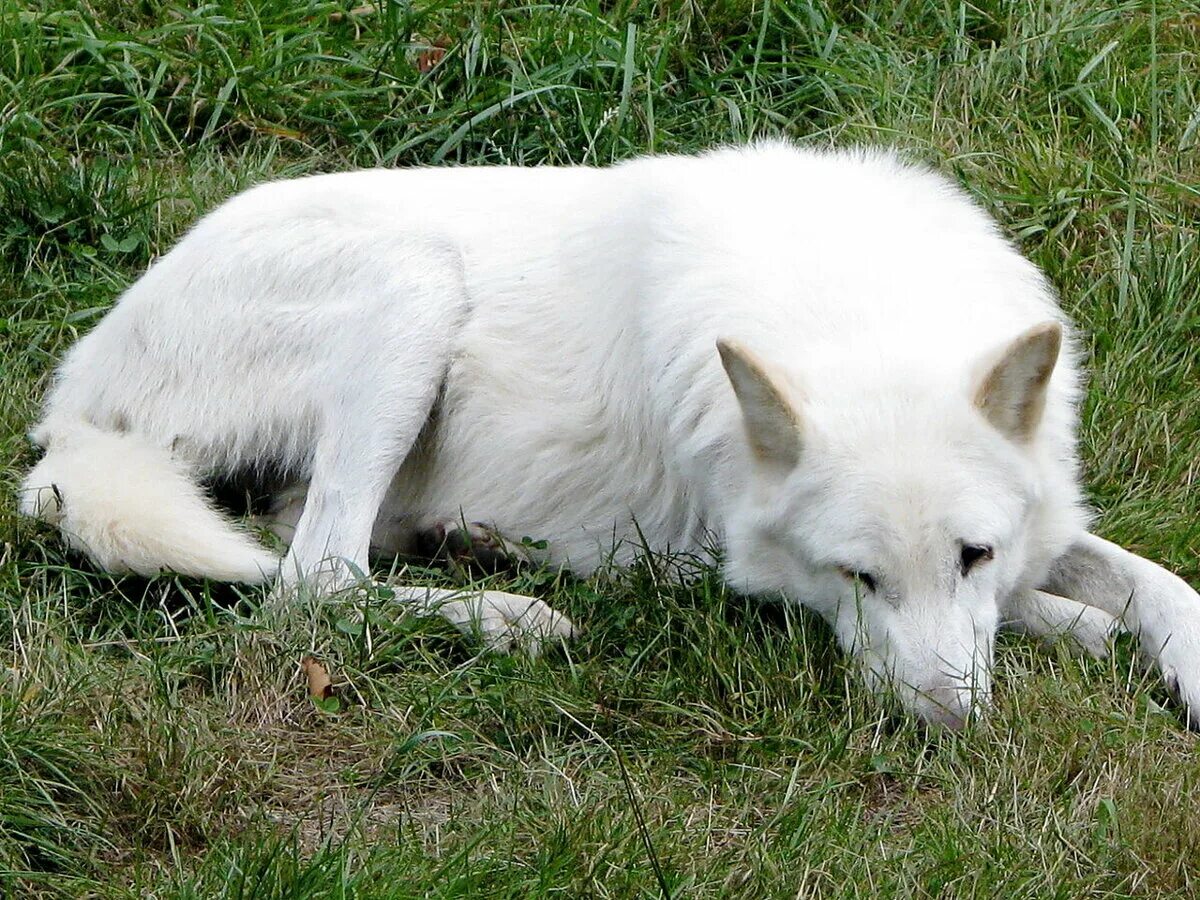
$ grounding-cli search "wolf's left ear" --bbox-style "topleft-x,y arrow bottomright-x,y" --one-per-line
717,339 -> 803,469
973,321 -> 1062,442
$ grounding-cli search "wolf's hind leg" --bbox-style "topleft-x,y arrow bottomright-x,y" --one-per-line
279,242 -> 469,593
1043,533 -> 1200,728
1001,588 -> 1123,658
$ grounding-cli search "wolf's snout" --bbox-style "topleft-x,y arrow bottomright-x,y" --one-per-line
912,684 -> 978,730
860,645 -> 989,729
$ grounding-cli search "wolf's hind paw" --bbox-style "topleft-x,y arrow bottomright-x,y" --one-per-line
470,590 -> 576,657
416,520 -> 533,573
393,584 -> 575,657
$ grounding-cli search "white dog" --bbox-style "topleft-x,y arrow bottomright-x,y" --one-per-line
19,142 -> 1200,729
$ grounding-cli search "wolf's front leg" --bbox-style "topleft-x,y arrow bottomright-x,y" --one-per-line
1001,588 -> 1123,658
1044,533 -> 1200,728
392,584 -> 576,657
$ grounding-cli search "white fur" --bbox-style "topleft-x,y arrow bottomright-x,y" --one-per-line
20,422 -> 276,581
19,142 -> 1200,728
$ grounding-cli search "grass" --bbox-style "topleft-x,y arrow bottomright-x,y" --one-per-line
2,0 -> 1200,895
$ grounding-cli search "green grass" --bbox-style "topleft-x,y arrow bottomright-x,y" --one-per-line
3,0 -> 1200,895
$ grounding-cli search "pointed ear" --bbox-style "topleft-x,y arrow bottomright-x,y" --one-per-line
973,321 -> 1063,442
717,338 -> 802,469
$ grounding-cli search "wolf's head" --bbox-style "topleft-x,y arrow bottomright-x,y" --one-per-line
717,323 -> 1066,728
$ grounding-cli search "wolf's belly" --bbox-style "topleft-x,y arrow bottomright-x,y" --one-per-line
378,345 -> 709,575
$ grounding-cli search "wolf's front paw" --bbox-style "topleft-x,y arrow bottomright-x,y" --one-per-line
1151,625 -> 1200,730
1131,566 -> 1200,730
1067,605 -> 1126,659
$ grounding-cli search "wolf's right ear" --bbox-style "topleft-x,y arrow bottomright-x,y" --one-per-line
717,339 -> 803,469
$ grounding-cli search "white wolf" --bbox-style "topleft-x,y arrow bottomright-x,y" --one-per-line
19,142 -> 1200,729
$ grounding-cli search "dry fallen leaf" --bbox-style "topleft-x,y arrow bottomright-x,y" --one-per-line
416,38 -> 449,73
301,655 -> 334,700
328,4 -> 376,24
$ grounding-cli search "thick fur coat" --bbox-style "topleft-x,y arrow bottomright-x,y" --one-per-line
20,143 -> 1200,728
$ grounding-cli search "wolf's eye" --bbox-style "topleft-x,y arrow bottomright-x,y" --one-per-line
960,544 -> 994,576
839,567 -> 877,593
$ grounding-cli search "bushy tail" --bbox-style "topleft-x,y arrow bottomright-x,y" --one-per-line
19,421 -> 279,583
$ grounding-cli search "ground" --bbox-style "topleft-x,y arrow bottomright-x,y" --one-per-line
2,1 -> 1200,896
